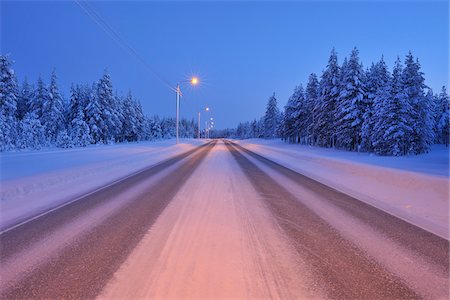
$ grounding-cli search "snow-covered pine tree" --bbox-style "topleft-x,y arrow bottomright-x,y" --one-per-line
70,108 -> 91,147
335,47 -> 366,151
0,55 -> 19,151
283,85 -> 303,143
114,94 -> 125,142
361,57 -> 390,151
67,84 -> 82,126
86,82 -> 103,143
305,73 -> 319,145
134,98 -> 145,141
149,115 -> 163,140
160,117 -> 175,139
111,92 -> 123,142
42,70 -> 66,143
250,119 -> 258,138
276,112 -> 285,139
31,76 -> 47,120
56,129 -> 73,148
121,91 -> 138,142
294,85 -> 308,144
402,52 -> 433,154
17,77 -> 33,121
96,70 -> 118,143
263,93 -> 281,138
17,112 -> 45,149
373,57 -> 412,155
436,86 -> 449,146
316,48 -> 340,147
426,89 -> 439,143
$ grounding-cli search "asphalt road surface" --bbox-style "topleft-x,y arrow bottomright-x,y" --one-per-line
1,140 -> 448,299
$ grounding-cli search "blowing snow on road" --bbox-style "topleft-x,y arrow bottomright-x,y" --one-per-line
0,140 -> 448,299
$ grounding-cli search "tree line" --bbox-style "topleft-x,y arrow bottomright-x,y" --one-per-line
0,55 -> 199,151
231,48 -> 449,156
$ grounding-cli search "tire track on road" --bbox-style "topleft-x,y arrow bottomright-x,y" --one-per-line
229,141 -> 449,271
225,141 -> 421,299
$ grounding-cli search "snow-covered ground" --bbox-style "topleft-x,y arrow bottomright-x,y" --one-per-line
235,139 -> 449,239
0,139 -> 206,230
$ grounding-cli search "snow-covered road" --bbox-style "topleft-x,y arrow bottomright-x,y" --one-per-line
0,140 -> 448,299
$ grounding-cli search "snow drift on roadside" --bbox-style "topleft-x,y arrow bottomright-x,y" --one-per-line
0,139 -> 206,230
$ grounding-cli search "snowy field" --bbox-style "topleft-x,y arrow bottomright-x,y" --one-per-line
0,139 -> 206,230
236,139 -> 449,239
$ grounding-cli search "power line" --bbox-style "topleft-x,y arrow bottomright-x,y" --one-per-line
73,0 -> 176,92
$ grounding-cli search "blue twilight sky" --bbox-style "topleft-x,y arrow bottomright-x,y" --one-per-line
1,0 -> 448,129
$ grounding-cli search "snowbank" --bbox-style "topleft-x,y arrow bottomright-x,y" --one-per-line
235,139 -> 449,239
0,139 -> 206,230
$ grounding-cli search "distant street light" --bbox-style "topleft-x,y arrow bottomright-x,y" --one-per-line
175,77 -> 199,144
197,106 -> 210,139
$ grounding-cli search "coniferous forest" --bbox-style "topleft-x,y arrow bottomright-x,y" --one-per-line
1,48 -> 449,156
231,48 -> 449,156
0,55 -> 199,151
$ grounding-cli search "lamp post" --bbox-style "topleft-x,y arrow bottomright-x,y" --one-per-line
175,77 -> 199,144
209,117 -> 214,138
198,107 -> 210,139
204,116 -> 214,139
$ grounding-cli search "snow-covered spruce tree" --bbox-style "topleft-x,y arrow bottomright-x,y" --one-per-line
361,58 -> 388,152
427,89 -> 440,143
31,76 -> 47,120
294,85 -> 308,144
402,52 -> 433,154
67,84 -> 82,126
121,91 -> 138,142
276,112 -> 285,139
283,85 -> 303,143
250,119 -> 258,138
110,93 -> 123,142
316,48 -> 340,148
372,57 -> 412,155
436,86 -> 449,146
114,94 -> 125,142
134,98 -> 145,141
161,117 -> 175,139
70,108 -> 91,147
42,70 -> 65,143
96,70 -> 120,143
56,129 -> 73,148
335,47 -> 366,151
149,115 -> 163,140
17,112 -> 45,150
239,120 -> 253,139
86,82 -> 103,144
305,73 -> 319,145
0,55 -> 19,151
263,93 -> 281,138
17,77 -> 33,121
237,123 -> 245,138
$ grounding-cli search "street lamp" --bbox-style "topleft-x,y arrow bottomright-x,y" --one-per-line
197,106 -> 210,139
175,76 -> 199,144
204,116 -> 214,139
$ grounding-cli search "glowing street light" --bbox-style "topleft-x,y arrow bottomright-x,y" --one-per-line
175,76 -> 199,144
190,77 -> 199,85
